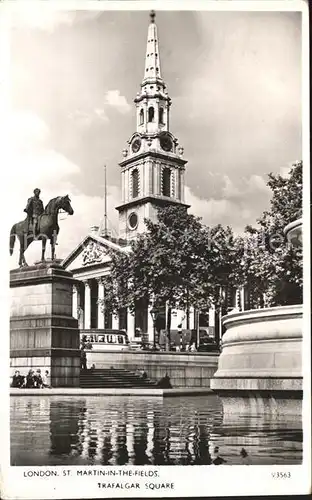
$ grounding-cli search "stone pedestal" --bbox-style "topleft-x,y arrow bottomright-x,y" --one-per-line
10,261 -> 81,387
210,305 -> 302,415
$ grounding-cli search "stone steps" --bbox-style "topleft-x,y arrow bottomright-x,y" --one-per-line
80,368 -> 157,389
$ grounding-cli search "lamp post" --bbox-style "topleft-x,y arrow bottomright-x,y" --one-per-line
150,306 -> 158,350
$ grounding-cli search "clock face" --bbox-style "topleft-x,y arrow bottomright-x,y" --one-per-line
128,212 -> 138,230
132,138 -> 141,153
160,134 -> 173,152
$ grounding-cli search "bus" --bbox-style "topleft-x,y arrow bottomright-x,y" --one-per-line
80,330 -> 130,351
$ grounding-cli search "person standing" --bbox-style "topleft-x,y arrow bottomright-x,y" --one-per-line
81,347 -> 87,370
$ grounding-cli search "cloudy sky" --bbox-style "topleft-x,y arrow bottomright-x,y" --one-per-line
6,4 -> 302,265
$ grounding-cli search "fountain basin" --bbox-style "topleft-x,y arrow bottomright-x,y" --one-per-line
284,217 -> 302,247
210,304 -> 302,414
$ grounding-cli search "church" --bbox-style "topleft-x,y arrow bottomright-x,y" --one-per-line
62,12 -> 241,344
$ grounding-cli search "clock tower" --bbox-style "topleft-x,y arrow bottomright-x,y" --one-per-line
116,11 -> 189,241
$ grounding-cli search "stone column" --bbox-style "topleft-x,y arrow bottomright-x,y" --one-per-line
112,314 -> 119,330
235,288 -> 241,311
147,305 -> 154,343
240,287 -> 245,311
181,168 -> 185,202
72,285 -> 78,319
209,305 -> 215,327
127,309 -> 135,340
189,307 -> 195,330
84,281 -> 91,330
97,279 -> 105,329
121,170 -> 125,203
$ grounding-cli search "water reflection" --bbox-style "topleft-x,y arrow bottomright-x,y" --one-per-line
10,395 -> 302,466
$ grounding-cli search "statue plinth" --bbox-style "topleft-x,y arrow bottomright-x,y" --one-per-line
10,262 -> 80,387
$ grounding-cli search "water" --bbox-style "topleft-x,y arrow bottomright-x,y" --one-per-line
10,395 -> 302,466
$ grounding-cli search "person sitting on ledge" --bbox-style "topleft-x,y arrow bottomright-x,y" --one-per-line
25,369 -> 35,388
156,374 -> 172,388
41,370 -> 50,388
11,370 -> 24,388
211,446 -> 227,465
33,369 -> 43,388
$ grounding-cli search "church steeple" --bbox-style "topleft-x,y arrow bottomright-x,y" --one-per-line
142,11 -> 163,87
116,11 -> 189,242
134,11 -> 171,135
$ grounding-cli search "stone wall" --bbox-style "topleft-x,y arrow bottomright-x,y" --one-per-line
86,350 -> 219,388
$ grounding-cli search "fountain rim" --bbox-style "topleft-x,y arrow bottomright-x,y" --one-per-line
222,303 -> 302,327
284,217 -> 302,237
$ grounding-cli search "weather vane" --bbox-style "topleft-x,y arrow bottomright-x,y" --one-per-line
150,10 -> 156,23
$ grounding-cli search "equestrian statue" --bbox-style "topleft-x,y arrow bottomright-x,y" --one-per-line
9,189 -> 74,267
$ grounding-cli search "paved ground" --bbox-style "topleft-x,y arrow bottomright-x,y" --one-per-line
10,387 -> 213,397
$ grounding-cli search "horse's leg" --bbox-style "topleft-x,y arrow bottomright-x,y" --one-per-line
19,235 -> 28,267
41,237 -> 47,262
18,236 -> 23,267
51,237 -> 56,261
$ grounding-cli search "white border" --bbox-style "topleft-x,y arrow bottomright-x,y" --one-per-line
0,1 -> 310,498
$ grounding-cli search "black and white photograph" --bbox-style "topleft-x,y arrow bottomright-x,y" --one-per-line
1,0 -> 310,498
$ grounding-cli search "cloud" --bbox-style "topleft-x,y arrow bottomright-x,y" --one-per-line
9,7 -> 101,33
104,90 -> 131,114
67,90 -> 130,128
221,175 -> 241,199
7,110 -> 120,268
68,108 -> 109,126
185,172 -> 271,234
9,8 -> 77,32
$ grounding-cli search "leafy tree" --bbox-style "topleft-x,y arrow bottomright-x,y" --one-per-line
239,161 -> 303,306
100,206 -> 242,346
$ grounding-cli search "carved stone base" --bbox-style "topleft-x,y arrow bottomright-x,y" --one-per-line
10,262 -> 80,387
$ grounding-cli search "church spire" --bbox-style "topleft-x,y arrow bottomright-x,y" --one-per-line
134,11 -> 170,134
142,11 -> 163,85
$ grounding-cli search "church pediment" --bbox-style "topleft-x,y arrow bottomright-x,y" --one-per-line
62,234 -> 130,271
81,240 -> 109,266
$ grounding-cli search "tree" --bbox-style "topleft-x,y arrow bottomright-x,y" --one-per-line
238,161 -> 303,306
100,205 -> 243,347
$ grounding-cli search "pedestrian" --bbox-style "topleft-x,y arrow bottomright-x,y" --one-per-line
41,370 -> 50,388
81,348 -> 87,370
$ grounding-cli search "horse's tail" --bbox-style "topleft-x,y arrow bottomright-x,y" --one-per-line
10,224 -> 16,256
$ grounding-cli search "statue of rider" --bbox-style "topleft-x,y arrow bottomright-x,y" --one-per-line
24,188 -> 44,239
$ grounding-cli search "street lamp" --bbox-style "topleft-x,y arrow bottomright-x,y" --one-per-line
150,306 -> 158,350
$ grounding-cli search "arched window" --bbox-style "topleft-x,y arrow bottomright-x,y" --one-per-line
148,106 -> 154,122
139,109 -> 144,125
159,107 -> 164,125
162,167 -> 171,197
132,169 -> 139,198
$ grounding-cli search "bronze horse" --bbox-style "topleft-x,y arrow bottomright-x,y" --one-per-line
9,195 -> 74,267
